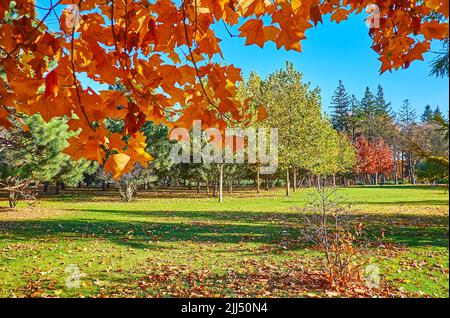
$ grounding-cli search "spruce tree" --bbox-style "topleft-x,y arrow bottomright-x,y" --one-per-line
330,80 -> 351,133
360,87 -> 377,141
434,106 -> 443,118
421,105 -> 434,122
374,85 -> 392,116
399,99 -> 418,127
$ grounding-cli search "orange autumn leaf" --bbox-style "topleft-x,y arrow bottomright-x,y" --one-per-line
421,21 -> 449,40
238,19 -> 265,48
331,8 -> 349,23
105,153 -> 131,179
44,70 -> 59,99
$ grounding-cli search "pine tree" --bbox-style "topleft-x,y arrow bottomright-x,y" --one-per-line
421,105 -> 434,122
360,87 -> 377,141
434,106 -> 443,118
374,85 -> 392,116
0,114 -> 95,193
399,99 -> 418,128
347,95 -> 362,141
330,80 -> 351,133
361,87 -> 376,113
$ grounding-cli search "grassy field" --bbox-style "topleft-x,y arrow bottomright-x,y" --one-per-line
0,186 -> 448,298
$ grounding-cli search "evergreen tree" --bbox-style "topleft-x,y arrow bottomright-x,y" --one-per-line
433,106 -> 443,118
330,80 -> 351,133
0,115 -> 95,193
399,99 -> 418,127
347,95 -> 362,141
360,87 -> 377,141
141,121 -> 175,185
421,105 -> 434,122
374,85 -> 392,116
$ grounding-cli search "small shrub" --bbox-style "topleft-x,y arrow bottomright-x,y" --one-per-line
301,189 -> 365,288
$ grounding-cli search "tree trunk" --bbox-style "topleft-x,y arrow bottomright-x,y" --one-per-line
285,169 -> 290,196
218,164 -> 224,203
9,190 -> 18,208
332,174 -> 336,188
43,182 -> 49,192
256,166 -> 260,193
206,178 -> 210,195
375,172 -> 379,185
196,178 -> 200,194
55,181 -> 61,195
317,175 -> 321,190
228,179 -> 233,194
265,176 -> 269,191
401,152 -> 405,181
292,168 -> 297,192
213,178 -> 218,197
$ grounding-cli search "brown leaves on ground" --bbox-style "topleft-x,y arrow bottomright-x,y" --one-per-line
128,259 -> 402,298
0,206 -> 76,221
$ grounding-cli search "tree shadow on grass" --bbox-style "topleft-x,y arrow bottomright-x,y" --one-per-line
353,200 -> 448,206
1,210 -> 448,249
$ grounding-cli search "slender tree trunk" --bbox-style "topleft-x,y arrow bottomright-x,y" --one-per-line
256,166 -> 260,193
293,167 -> 297,192
375,172 -> 379,185
55,181 -> 60,195
144,179 -> 148,190
285,169 -> 290,196
228,179 -> 233,194
213,178 -> 217,197
206,178 -> 210,195
316,175 -> 321,190
332,174 -> 336,188
401,152 -> 405,181
218,163 -> 224,203
196,178 -> 200,194
43,182 -> 49,192
265,176 -> 269,191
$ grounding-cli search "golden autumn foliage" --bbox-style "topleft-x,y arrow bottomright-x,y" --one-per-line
0,0 -> 448,177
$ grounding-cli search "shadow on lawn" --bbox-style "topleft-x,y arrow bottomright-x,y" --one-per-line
354,200 -> 448,206
1,209 -> 448,249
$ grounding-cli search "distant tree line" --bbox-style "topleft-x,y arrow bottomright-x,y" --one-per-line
1,63 -> 448,205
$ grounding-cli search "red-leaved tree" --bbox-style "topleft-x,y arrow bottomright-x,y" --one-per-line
354,136 -> 393,185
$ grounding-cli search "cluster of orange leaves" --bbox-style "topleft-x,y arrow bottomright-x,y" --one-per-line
0,0 -> 448,177
354,136 -> 394,175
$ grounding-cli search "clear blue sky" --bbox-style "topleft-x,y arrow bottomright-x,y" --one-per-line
213,13 -> 449,117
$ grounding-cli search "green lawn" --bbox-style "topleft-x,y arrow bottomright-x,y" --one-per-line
0,186 -> 448,298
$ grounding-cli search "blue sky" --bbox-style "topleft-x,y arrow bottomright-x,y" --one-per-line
213,13 -> 449,116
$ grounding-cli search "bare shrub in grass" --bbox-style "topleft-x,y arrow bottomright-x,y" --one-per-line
301,189 -> 365,288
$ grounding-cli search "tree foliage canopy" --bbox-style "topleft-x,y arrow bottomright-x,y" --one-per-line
0,0 -> 448,177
